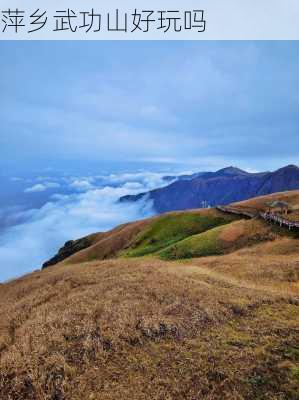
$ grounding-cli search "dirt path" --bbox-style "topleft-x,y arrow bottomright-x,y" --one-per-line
161,260 -> 299,301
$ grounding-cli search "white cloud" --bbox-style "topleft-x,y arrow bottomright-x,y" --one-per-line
101,171 -> 173,190
24,182 -> 60,193
123,182 -> 143,190
69,179 -> 94,192
244,167 -> 260,173
0,171 -> 166,282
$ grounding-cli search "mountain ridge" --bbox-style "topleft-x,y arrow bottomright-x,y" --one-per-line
42,190 -> 299,268
120,165 -> 299,213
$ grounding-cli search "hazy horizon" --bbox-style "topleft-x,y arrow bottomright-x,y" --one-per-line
1,40 -> 299,280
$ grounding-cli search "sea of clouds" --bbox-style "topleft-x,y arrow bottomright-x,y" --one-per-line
0,171 -> 175,282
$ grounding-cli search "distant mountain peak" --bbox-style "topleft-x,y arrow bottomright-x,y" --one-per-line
216,166 -> 249,176
274,164 -> 299,176
280,164 -> 298,171
119,163 -> 299,213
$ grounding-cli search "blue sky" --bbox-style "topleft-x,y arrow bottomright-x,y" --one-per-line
0,41 -> 298,173
0,40 -> 299,281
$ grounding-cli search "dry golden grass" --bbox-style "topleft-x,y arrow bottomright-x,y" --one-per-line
287,211 -> 299,222
65,219 -> 153,264
64,208 -> 235,264
41,191 -> 299,269
1,239 -> 298,400
231,191 -> 299,225
1,192 -> 299,399
218,218 -> 275,250
232,190 -> 299,212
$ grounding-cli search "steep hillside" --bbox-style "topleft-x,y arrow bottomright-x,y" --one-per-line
43,219 -> 153,267
231,190 -> 299,212
121,210 -> 238,258
1,191 -> 299,399
43,191 -> 299,268
120,165 -> 299,213
43,209 -> 240,267
159,219 -> 276,260
1,240 -> 298,399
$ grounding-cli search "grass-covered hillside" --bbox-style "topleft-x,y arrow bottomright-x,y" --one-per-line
56,209 -> 240,265
0,238 -> 298,399
121,210 -> 237,258
159,218 -> 276,260
1,191 -> 298,399
47,192 -> 299,267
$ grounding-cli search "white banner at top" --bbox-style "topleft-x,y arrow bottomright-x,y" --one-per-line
0,0 -> 298,40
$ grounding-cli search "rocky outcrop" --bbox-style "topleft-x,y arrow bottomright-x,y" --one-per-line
42,237 -> 93,269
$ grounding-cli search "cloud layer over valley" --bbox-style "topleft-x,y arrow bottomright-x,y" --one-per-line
0,171 -> 170,282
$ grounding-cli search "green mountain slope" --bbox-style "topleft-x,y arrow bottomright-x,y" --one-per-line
122,210 -> 237,258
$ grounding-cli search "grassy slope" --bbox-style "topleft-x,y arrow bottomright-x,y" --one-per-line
231,190 -> 299,218
0,241 -> 298,400
61,209 -> 239,265
1,192 -> 299,398
232,190 -> 299,210
122,210 -> 237,258
159,224 -> 223,260
159,219 -> 277,260
49,191 -> 299,266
